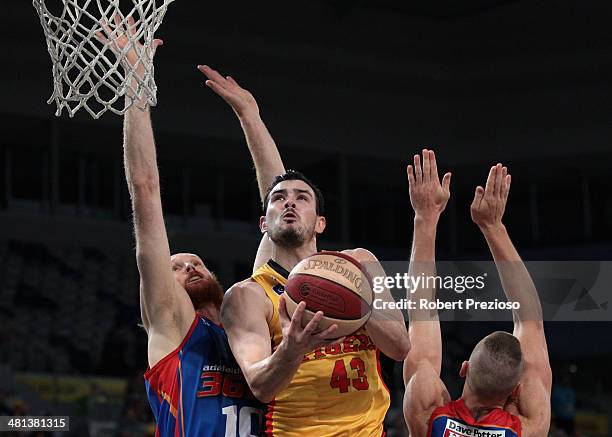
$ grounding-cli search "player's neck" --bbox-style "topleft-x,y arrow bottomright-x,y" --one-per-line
461,391 -> 505,420
196,303 -> 221,325
270,239 -> 317,272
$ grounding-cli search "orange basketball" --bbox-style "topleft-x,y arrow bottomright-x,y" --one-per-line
284,251 -> 373,338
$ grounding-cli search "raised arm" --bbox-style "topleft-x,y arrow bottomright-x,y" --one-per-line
403,150 -> 452,437
198,66 -> 284,270
100,18 -> 194,367
221,282 -> 340,403
198,65 -> 285,201
125,87 -> 193,343
471,164 -> 552,436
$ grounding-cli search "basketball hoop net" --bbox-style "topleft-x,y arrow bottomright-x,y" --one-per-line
32,0 -> 174,119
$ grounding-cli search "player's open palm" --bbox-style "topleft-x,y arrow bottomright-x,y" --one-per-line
198,66 -> 259,118
96,14 -> 162,74
407,149 -> 451,220
470,163 -> 511,228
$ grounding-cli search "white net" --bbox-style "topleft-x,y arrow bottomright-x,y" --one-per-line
32,0 -> 174,119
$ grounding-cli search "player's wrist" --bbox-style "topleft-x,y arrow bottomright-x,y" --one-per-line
478,222 -> 507,238
238,108 -> 263,125
414,213 -> 440,227
125,72 -> 150,104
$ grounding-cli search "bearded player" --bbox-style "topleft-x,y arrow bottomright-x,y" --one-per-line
103,20 -> 266,436
403,150 -> 552,437
199,65 -> 410,436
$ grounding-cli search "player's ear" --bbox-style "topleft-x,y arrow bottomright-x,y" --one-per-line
459,361 -> 469,378
260,216 -> 268,233
315,215 -> 326,233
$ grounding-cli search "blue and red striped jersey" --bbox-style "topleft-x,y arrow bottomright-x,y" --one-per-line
144,316 -> 264,437
428,399 -> 521,437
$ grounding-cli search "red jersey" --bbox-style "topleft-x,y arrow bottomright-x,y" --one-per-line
428,399 -> 521,437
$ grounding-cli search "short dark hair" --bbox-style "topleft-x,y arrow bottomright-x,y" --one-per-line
263,170 -> 325,215
468,331 -> 524,399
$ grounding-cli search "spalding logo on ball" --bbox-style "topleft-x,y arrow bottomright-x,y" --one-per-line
285,251 -> 374,338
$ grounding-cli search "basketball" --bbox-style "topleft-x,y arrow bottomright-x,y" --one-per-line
284,251 -> 374,338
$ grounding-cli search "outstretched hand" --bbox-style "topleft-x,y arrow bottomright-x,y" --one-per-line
96,14 -> 163,74
470,163 -> 511,229
407,149 -> 451,221
198,65 -> 259,119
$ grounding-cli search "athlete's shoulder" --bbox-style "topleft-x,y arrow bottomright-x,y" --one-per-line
222,279 -> 269,323
226,278 -> 266,300
224,280 -> 265,308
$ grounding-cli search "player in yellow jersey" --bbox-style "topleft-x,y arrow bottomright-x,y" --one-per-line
199,65 -> 411,436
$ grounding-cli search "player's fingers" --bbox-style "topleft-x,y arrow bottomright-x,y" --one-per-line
197,65 -> 228,88
100,19 -> 112,37
290,301 -> 308,332
494,163 -> 503,197
484,166 -> 496,197
113,12 -> 123,29
205,80 -> 232,99
442,172 -> 452,193
414,154 -> 423,183
226,75 -> 240,87
503,174 -> 511,201
127,15 -> 136,37
471,186 -> 485,209
314,324 -> 339,343
278,296 -> 291,326
500,166 -> 508,197
422,149 -> 430,182
406,165 -> 415,187
151,38 -> 163,57
95,31 -> 109,45
302,311 -> 324,336
429,150 -> 439,182
197,65 -> 215,79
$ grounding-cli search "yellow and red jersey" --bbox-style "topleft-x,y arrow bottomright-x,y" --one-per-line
252,260 -> 390,437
